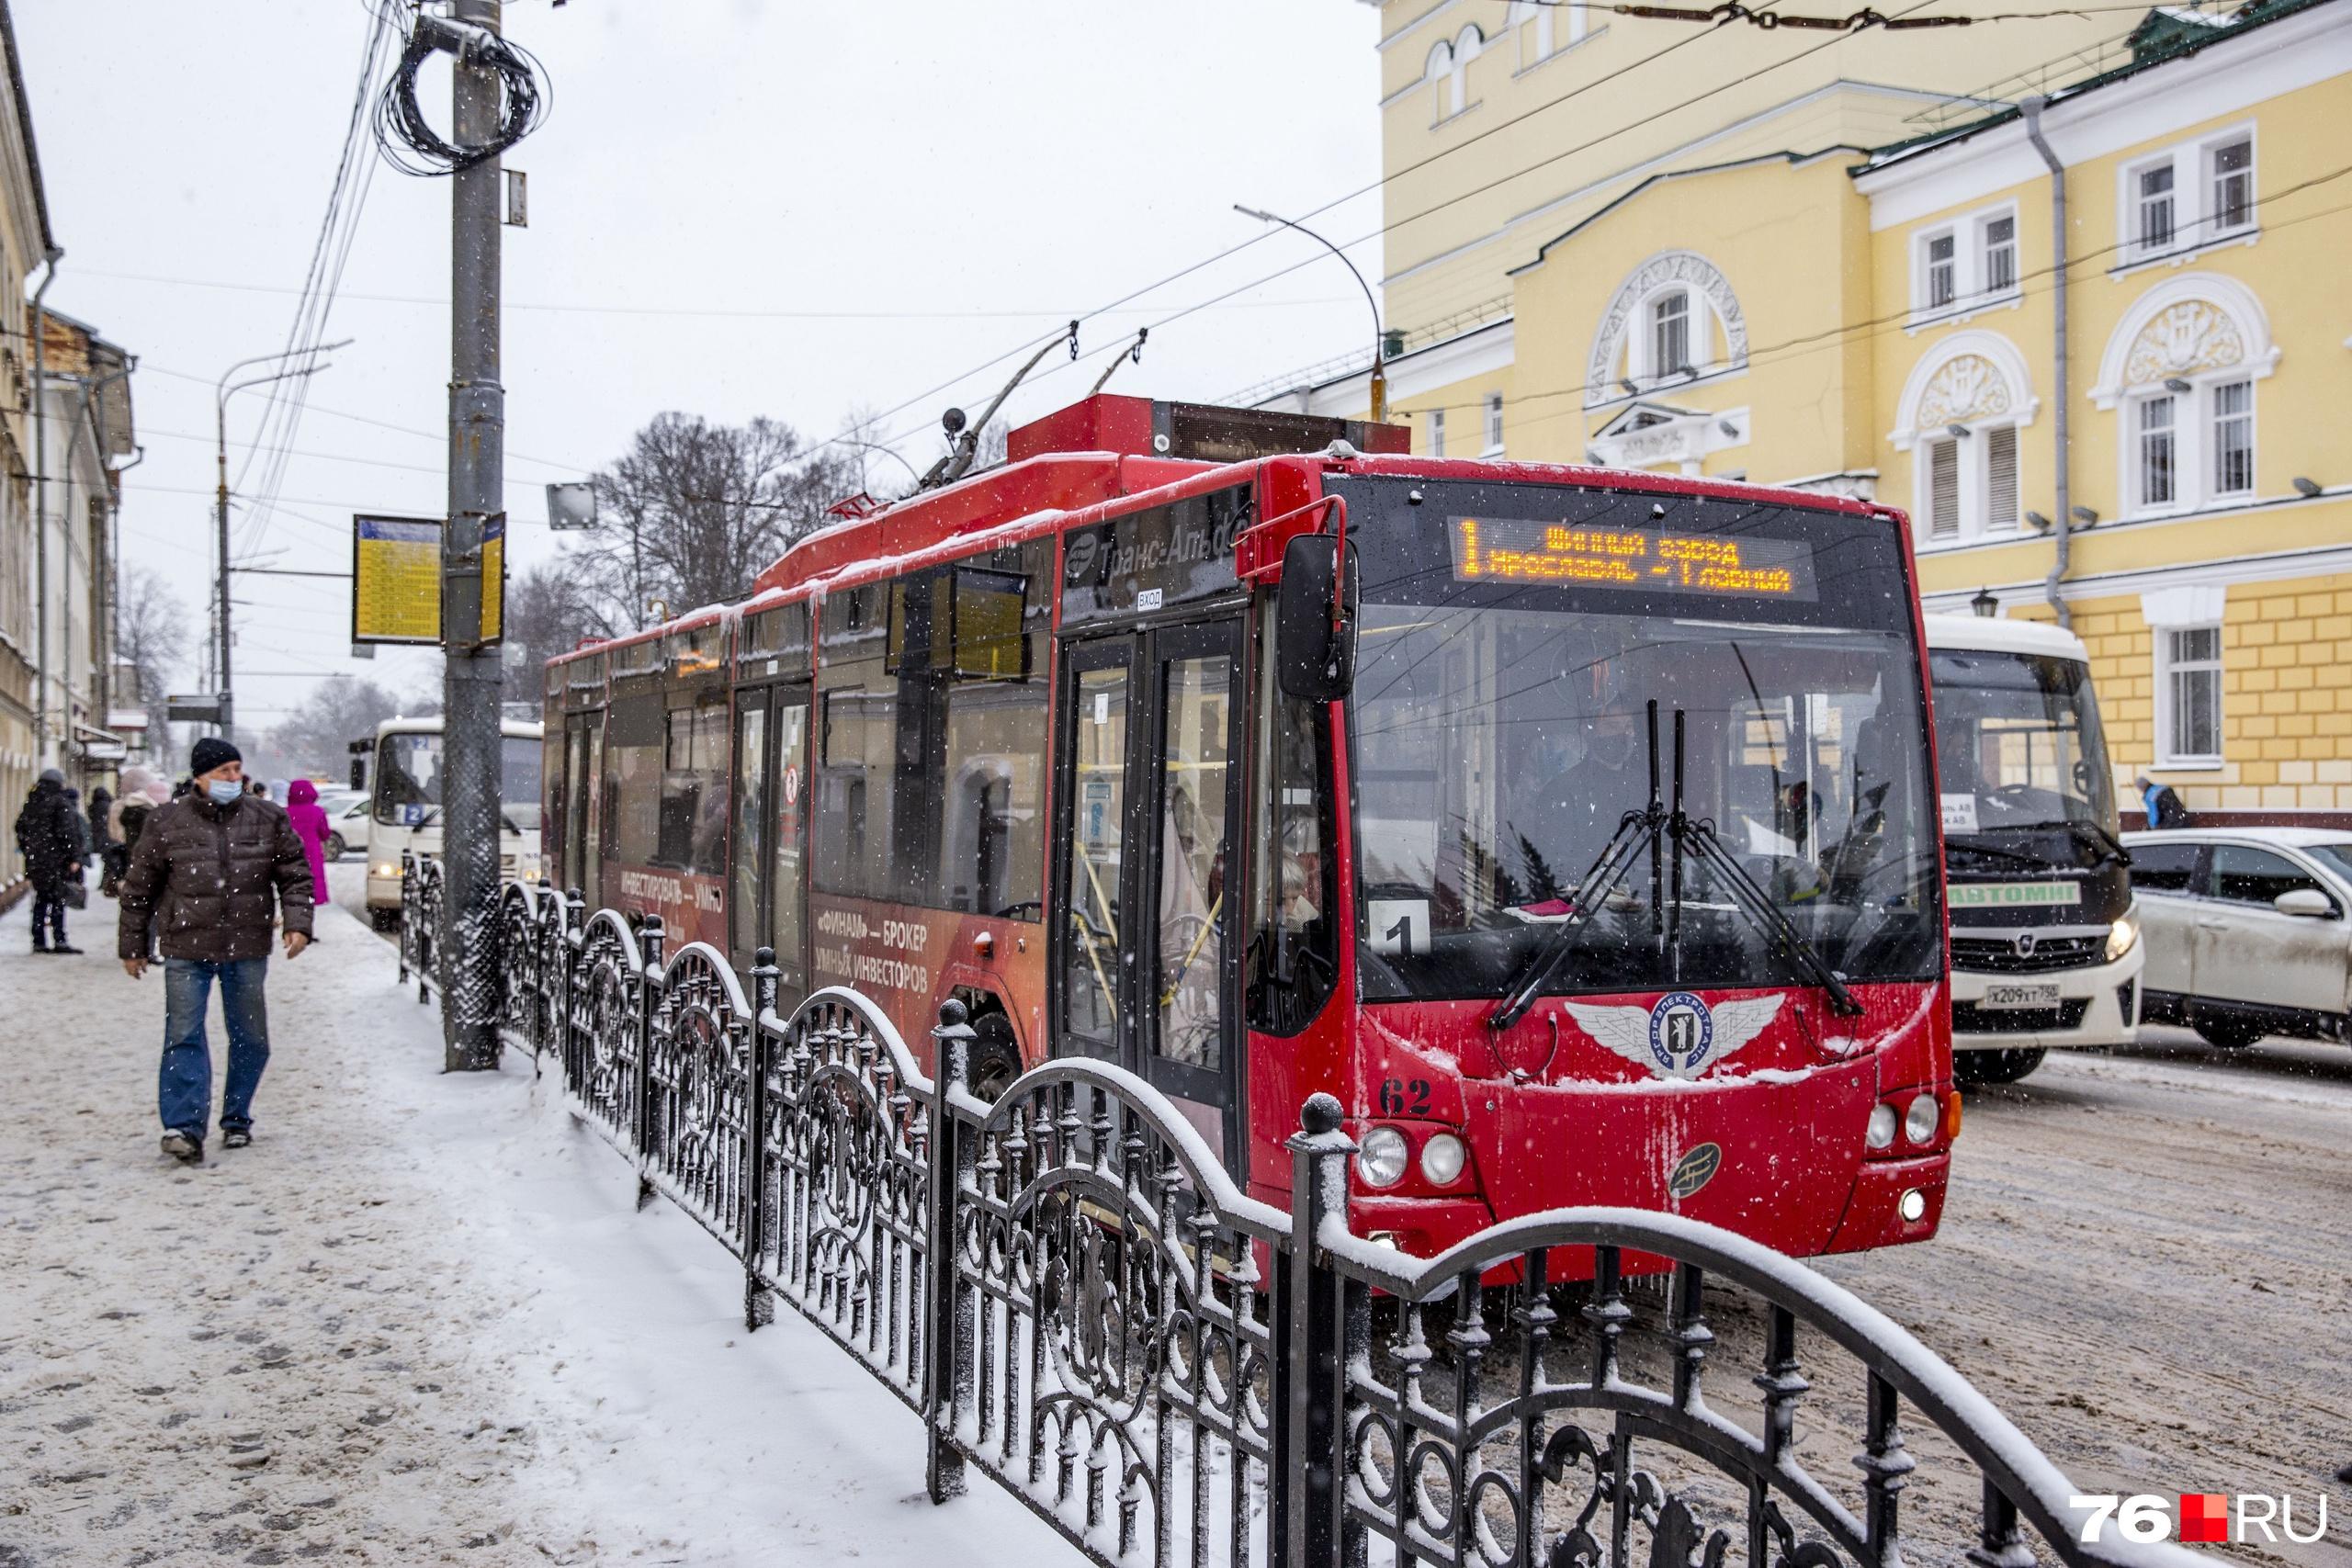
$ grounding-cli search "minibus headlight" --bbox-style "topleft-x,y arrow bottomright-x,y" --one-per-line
1904,1092 -> 1939,1146
1865,1103 -> 1898,1150
2106,910 -> 2140,961
1898,1188 -> 1928,1224
1357,1126 -> 1408,1189
1419,1133 -> 1466,1187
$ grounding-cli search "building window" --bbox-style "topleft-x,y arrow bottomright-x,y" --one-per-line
1982,214 -> 2017,295
1482,393 -> 1504,455
1914,421 -> 2021,545
1651,291 -> 1690,377
1910,203 -> 2020,319
1984,423 -> 2019,531
1424,27 -> 1482,122
2211,378 -> 2254,496
1428,407 -> 1446,457
1925,437 -> 1960,539
2120,127 -> 2256,262
1925,234 -> 1956,309
2136,164 -> 2177,254
2136,394 -> 2177,509
2159,626 -> 2222,764
2211,136 -> 2254,233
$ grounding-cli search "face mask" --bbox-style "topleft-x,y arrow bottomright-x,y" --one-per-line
206,779 -> 244,806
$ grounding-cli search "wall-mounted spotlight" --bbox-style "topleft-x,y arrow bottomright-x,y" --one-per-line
1948,423 -> 1972,440
2293,476 -> 2324,498
1718,419 -> 1741,438
2164,377 -> 2193,393
2070,504 -> 2100,526
1619,378 -> 1639,396
2024,510 -> 2052,532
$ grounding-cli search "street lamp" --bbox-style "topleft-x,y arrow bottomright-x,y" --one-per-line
1234,205 -> 1388,425
212,342 -> 349,739
1972,587 -> 2000,618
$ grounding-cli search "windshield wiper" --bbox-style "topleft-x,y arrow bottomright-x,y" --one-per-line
1669,811 -> 1864,1016
1943,838 -> 2052,869
2007,818 -> 2131,866
1489,703 -> 1668,1032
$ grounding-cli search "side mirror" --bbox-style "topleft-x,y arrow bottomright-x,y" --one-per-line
2273,887 -> 2335,919
349,759 -> 366,791
1275,532 -> 1357,702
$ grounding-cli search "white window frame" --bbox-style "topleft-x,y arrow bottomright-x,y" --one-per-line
1908,200 -> 2022,324
1910,418 -> 2026,547
1482,393 -> 1505,456
1424,26 -> 1483,124
1625,285 -> 1710,384
2116,122 -> 2259,267
1428,406 -> 1446,457
1508,0 -> 1589,71
2120,374 -> 2256,520
2155,623 -> 2224,767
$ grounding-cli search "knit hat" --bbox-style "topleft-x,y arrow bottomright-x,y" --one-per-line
190,737 -> 243,778
38,767 -> 62,785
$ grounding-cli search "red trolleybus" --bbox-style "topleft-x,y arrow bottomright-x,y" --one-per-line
540,395 -> 1955,1261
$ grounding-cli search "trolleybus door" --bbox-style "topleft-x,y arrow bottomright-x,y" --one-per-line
1053,621 -> 1245,1166
728,683 -> 810,1010
564,715 -> 600,909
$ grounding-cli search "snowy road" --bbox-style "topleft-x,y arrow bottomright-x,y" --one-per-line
0,872 -> 1066,1566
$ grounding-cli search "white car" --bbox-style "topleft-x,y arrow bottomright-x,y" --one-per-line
2121,827 -> 2352,1049
323,794 -> 373,862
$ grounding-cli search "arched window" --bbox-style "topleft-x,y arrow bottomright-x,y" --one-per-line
1425,26 -> 1483,122
1890,332 -> 2039,546
2092,274 -> 2277,518
1585,251 -> 1748,405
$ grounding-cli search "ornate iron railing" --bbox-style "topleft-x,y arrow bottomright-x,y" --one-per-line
397,863 -> 2200,1568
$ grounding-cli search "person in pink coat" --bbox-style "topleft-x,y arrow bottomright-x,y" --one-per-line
285,781 -> 333,937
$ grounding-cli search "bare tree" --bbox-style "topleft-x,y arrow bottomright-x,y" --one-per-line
580,413 -> 859,631
502,558 -> 612,709
116,566 -> 192,764
265,678 -> 410,782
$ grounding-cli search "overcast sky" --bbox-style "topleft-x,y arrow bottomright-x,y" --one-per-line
17,0 -> 1380,726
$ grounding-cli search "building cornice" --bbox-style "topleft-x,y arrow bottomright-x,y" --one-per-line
0,0 -> 53,253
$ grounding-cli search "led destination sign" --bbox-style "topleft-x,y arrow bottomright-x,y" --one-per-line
1449,515 -> 1818,602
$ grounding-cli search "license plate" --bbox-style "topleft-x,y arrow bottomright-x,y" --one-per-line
1981,983 -> 2061,1010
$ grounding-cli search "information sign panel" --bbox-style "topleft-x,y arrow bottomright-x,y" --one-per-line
351,514 -> 443,645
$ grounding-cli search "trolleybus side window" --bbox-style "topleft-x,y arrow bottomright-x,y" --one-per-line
773,695 -> 808,973
1155,646 -> 1235,1069
933,544 -> 1048,919
604,694 -> 662,866
731,701 -> 767,957
660,699 -> 729,874
817,586 -> 897,900
1064,656 -> 1132,1049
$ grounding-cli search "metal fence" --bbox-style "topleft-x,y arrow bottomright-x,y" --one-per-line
398,859 -> 2200,1568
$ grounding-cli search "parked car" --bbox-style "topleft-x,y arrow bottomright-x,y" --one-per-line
2121,828 -> 2352,1049
325,793 -> 373,863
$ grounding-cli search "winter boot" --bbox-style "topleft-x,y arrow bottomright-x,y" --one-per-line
160,1131 -> 203,1165
221,1130 -> 252,1150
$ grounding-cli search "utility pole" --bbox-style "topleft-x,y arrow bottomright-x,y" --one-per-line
440,0 -> 507,1072
214,347 -> 342,741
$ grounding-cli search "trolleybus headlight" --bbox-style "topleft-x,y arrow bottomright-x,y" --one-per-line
1897,1188 -> 1928,1224
1864,1103 -> 1898,1150
2106,910 -> 2140,961
1419,1133 -> 1466,1187
1904,1092 -> 1939,1146
1358,1126 -> 1409,1189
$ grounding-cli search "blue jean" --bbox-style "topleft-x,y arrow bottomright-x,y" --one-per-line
158,957 -> 271,1140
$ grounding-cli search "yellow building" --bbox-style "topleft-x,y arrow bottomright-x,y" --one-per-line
1261,0 -> 2352,822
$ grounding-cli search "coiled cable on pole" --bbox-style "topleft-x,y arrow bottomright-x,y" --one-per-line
371,6 -> 548,177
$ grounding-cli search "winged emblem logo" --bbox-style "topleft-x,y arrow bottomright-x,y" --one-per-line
1561,992 -> 1786,1081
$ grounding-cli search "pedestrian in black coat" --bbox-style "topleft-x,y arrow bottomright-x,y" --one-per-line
13,770 -> 83,953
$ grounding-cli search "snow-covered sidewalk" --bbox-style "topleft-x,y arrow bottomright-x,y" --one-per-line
0,872 -> 1066,1565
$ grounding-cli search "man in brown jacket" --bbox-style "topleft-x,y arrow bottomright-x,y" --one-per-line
118,738 -> 315,1165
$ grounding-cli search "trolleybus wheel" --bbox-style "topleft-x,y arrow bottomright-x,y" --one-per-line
969,1010 -> 1024,1102
1954,1046 -> 2045,1085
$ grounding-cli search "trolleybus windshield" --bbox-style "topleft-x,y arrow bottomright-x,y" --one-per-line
376,732 -> 546,830
1928,647 -> 2121,871
1334,476 -> 1940,1003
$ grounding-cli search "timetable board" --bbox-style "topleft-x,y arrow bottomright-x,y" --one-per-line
351,515 -> 442,645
